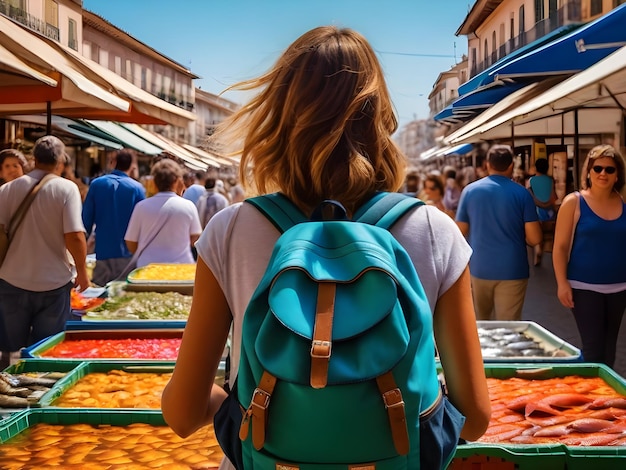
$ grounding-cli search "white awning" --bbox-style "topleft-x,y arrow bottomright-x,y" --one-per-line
119,123 -> 207,170
444,80 -> 559,145
453,45 -> 626,143
60,44 -> 196,127
182,144 -> 233,168
83,120 -> 163,155
0,43 -> 57,87
10,114 -> 123,149
0,15 -> 130,115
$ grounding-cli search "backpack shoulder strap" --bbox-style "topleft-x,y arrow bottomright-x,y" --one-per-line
245,193 -> 307,233
356,192 -> 424,230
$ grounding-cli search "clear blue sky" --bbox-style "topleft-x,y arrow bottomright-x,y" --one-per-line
83,0 -> 473,130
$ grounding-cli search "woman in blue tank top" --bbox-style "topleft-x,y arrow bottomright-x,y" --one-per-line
552,145 -> 626,367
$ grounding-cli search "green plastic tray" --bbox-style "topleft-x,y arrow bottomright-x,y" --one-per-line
0,408 -> 164,444
1,360 -> 83,409
40,360 -> 176,408
451,363 -> 626,469
451,444 -> 566,470
22,328 -> 184,361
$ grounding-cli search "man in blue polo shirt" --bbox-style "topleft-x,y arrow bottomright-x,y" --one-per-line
82,149 -> 145,286
456,144 -> 542,321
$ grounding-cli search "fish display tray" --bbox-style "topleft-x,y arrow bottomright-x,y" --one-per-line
451,363 -> 626,469
1,360 -> 83,409
450,444 -> 566,470
0,408 -> 223,468
22,329 -> 184,361
126,263 -> 196,284
477,320 -> 581,362
39,359 -> 225,409
37,360 -> 176,408
0,408 -> 164,444
66,319 -> 187,330
124,282 -> 194,295
125,264 -> 195,295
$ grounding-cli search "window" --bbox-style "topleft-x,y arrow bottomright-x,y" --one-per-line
549,0 -> 558,18
141,68 -> 147,90
91,43 -> 100,63
483,39 -> 489,66
8,0 -> 25,9
114,56 -> 122,75
45,0 -> 58,27
510,17 -> 514,40
615,0 -> 626,7
534,0 -> 545,22
491,31 -> 497,59
590,0 -> 602,16
68,19 -> 77,50
519,5 -> 526,35
125,59 -> 133,82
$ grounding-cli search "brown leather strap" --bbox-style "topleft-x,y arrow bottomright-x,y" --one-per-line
6,173 -> 57,238
310,282 -> 336,389
244,371 -> 276,450
376,372 -> 409,455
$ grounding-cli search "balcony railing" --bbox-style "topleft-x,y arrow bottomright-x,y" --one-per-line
0,1 -> 59,42
470,0 -> 582,77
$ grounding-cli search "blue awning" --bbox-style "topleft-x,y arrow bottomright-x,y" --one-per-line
458,23 -> 583,95
442,143 -> 473,156
434,81 -> 527,123
488,4 -> 626,85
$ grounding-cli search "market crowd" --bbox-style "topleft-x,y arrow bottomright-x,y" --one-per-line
0,140 -> 242,368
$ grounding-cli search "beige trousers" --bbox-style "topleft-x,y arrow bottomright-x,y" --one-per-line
470,276 -> 529,321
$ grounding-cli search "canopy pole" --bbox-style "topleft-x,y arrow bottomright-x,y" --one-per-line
511,121 -> 515,149
573,109 -> 580,191
46,102 -> 52,134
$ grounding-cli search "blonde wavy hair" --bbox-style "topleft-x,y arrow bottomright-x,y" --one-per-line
210,26 -> 406,215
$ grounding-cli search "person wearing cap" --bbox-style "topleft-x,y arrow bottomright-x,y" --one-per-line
0,135 -> 89,368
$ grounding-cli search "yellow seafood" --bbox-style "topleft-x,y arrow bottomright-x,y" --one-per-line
129,263 -> 196,282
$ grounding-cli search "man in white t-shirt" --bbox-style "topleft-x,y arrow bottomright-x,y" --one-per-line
0,136 -> 88,367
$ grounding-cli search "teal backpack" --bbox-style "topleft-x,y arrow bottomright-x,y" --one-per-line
215,192 -> 465,470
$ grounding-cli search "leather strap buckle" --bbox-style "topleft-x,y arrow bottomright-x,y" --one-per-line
382,388 -> 404,409
251,387 -> 271,410
311,340 -> 332,359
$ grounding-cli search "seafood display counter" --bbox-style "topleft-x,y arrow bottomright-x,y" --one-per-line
477,321 -> 581,362
0,358 -> 226,468
450,363 -> 626,470
124,263 -> 196,295
0,409 -> 222,468
22,329 -> 184,361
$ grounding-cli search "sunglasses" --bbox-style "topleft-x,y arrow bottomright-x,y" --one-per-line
591,165 -> 617,175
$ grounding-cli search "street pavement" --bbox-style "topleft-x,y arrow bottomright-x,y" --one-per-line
521,251 -> 626,379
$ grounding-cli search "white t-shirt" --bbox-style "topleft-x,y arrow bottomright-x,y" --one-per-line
0,169 -> 85,291
195,199 -> 472,470
125,192 -> 202,267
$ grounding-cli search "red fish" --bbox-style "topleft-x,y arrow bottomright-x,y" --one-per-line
525,393 -> 594,417
566,418 -> 614,433
533,424 -> 571,437
602,420 -> 626,434
560,433 -> 620,446
505,392 -> 546,413
589,397 -> 626,410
